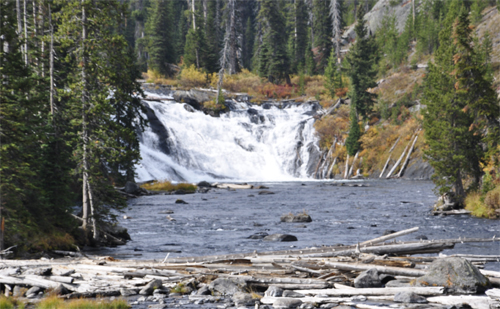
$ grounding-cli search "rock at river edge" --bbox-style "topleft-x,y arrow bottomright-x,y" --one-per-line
412,257 -> 490,294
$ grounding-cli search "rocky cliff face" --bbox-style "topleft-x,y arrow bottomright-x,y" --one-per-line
343,0 -> 416,41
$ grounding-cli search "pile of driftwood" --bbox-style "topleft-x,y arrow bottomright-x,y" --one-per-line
0,227 -> 499,309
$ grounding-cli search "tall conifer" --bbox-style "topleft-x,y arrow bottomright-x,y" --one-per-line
423,6 -> 499,202
145,0 -> 176,76
346,5 -> 377,119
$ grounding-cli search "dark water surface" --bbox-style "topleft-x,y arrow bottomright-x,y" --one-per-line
94,180 -> 499,270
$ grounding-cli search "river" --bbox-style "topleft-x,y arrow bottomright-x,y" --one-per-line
94,180 -> 500,271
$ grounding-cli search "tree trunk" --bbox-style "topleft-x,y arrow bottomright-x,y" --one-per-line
386,136 -> 412,178
32,0 -> 38,69
87,179 -> 98,241
23,0 -> 28,65
454,169 -> 465,205
397,133 -> 419,178
412,0 -> 415,23
16,0 -> 22,43
81,0 -> 90,234
347,151 -> 359,178
191,0 -> 196,30
40,0 -> 45,77
344,154 -> 349,179
49,4 -> 54,115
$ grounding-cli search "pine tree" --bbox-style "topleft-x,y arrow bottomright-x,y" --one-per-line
242,17 -> 255,69
345,107 -> 361,156
204,0 -> 221,73
422,7 -> 499,202
58,0 -> 146,240
1,0 -> 43,248
324,49 -> 342,98
346,5 -> 377,119
287,0 -> 308,73
312,0 -> 332,73
145,0 -> 176,76
305,41 -> 315,76
257,0 -> 290,83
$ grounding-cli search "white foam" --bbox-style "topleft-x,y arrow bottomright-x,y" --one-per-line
135,100 -> 321,182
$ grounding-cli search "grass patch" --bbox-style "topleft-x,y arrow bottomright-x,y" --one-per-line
465,182 -> 500,218
465,192 -> 492,218
141,180 -> 197,193
170,283 -> 192,294
0,296 -> 24,309
36,296 -> 129,309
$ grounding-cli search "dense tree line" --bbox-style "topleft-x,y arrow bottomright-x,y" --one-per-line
1,0 -> 144,251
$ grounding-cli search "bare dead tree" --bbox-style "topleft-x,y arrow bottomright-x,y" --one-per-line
330,0 -> 341,69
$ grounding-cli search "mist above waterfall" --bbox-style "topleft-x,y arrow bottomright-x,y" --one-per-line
135,95 -> 322,183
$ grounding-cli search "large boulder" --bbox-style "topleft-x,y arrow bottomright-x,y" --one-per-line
280,213 -> 312,223
209,278 -> 245,296
265,286 -> 283,297
412,257 -> 490,294
354,268 -> 382,288
124,181 -> 141,195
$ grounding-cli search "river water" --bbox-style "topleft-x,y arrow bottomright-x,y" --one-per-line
95,180 -> 500,270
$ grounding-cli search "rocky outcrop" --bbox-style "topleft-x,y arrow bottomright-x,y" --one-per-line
343,0 -> 415,42
400,158 -> 433,180
173,89 -> 217,111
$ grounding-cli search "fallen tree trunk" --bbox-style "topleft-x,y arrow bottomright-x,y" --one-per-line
322,262 -> 427,277
359,227 -> 419,246
294,286 -> 445,297
306,242 -> 454,258
386,136 -> 412,178
397,132 -> 419,177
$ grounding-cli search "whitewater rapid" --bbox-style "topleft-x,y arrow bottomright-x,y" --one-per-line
135,95 -> 321,183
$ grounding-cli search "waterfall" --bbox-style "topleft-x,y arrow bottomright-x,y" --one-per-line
135,94 -> 322,183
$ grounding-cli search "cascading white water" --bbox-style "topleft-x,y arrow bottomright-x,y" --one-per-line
135,94 -> 321,183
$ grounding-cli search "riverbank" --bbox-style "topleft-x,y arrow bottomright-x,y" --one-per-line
1,230 -> 499,309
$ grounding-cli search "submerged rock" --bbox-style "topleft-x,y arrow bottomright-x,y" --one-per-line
258,190 -> 275,195
412,257 -> 490,294
247,232 -> 269,239
280,213 -> 312,223
263,234 -> 298,242
197,181 -> 212,187
175,199 -> 188,204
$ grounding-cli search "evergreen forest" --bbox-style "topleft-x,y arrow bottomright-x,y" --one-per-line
1,0 -> 500,254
